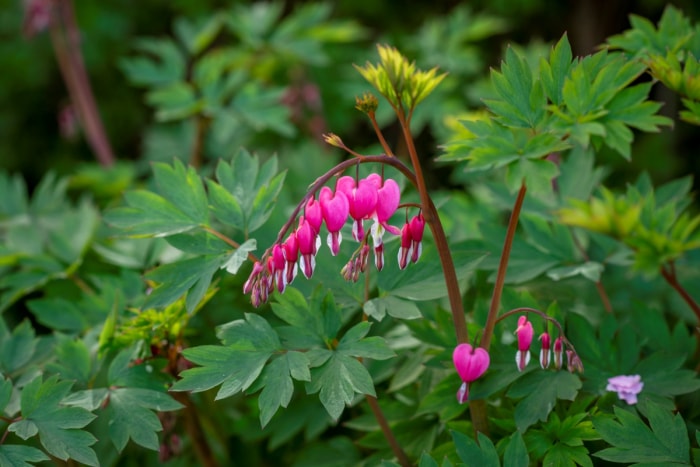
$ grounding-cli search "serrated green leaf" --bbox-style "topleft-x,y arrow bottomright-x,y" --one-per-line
120,38 -> 185,86
18,376 -> 97,466
504,431 -> 529,467
212,150 -> 286,234
594,401 -> 691,464
337,322 -> 395,361
452,430 -> 500,467
0,321 -> 36,373
206,178 -> 245,229
0,445 -> 49,467
254,352 -> 311,427
7,420 -> 38,440
507,371 -> 582,431
47,338 -> 91,383
105,190 -> 198,237
541,33 -> 573,105
220,238 -> 257,274
306,353 -> 376,420
145,255 -> 222,311
108,387 -> 183,452
174,315 -> 279,399
487,46 -> 545,128
152,160 -> 209,226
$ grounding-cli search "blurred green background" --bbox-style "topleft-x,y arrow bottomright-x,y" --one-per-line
1,0 -> 699,189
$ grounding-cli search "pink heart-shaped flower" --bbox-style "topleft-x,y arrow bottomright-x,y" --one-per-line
452,344 -> 490,383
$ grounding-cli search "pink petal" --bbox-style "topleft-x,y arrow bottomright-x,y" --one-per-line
452,344 -> 490,383
320,186 -> 349,232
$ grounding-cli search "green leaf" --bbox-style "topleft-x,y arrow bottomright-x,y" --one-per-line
17,376 -> 98,466
486,46 -> 545,128
174,314 -> 280,399
507,371 -> 582,431
254,351 -> 311,427
145,255 -> 222,311
452,430 -> 500,467
152,160 -> 209,226
271,287 -> 342,346
594,400 -> 691,465
504,431 -> 529,467
26,298 -> 88,332
105,190 -> 199,236
306,352 -> 376,420
107,387 -> 183,452
337,322 -> 395,361
0,376 -> 12,414
0,445 -> 49,467
221,238 -> 257,274
210,150 -> 286,234
380,250 -> 486,300
364,295 -> 422,321
120,38 -> 186,86
541,34 -> 573,106
0,321 -> 36,373
46,338 -> 92,384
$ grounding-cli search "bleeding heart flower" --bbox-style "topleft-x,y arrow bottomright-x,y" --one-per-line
539,332 -> 551,369
296,217 -> 317,278
515,316 -> 533,372
452,343 -> 490,404
336,176 -> 378,241
319,186 -> 349,255
408,213 -> 425,263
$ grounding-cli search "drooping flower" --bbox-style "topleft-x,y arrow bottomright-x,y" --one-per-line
606,374 -> 643,405
304,196 -> 323,233
553,336 -> 564,370
397,222 -> 412,270
243,261 -> 264,295
336,176 -> 377,241
281,231 -> 299,285
366,174 -> 401,236
452,343 -> 490,404
319,186 -> 349,255
566,350 -> 584,373
296,217 -> 317,278
408,213 -> 425,263
515,316 -> 533,372
539,332 -> 551,369
268,244 -> 287,293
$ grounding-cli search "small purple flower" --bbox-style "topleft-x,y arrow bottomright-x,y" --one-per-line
606,374 -> 643,405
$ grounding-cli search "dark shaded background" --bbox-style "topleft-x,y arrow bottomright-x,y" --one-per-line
1,0 -> 698,189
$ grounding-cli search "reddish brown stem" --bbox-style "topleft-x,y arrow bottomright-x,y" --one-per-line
395,112 -> 468,345
365,396 -> 411,467
480,182 -> 527,351
171,392 -> 219,467
660,262 -> 700,322
50,0 -> 115,166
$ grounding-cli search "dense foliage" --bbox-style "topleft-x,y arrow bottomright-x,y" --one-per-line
2,1 -> 700,466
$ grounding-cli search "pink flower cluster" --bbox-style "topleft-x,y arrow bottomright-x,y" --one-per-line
244,173 -> 426,306
514,315 -> 581,373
